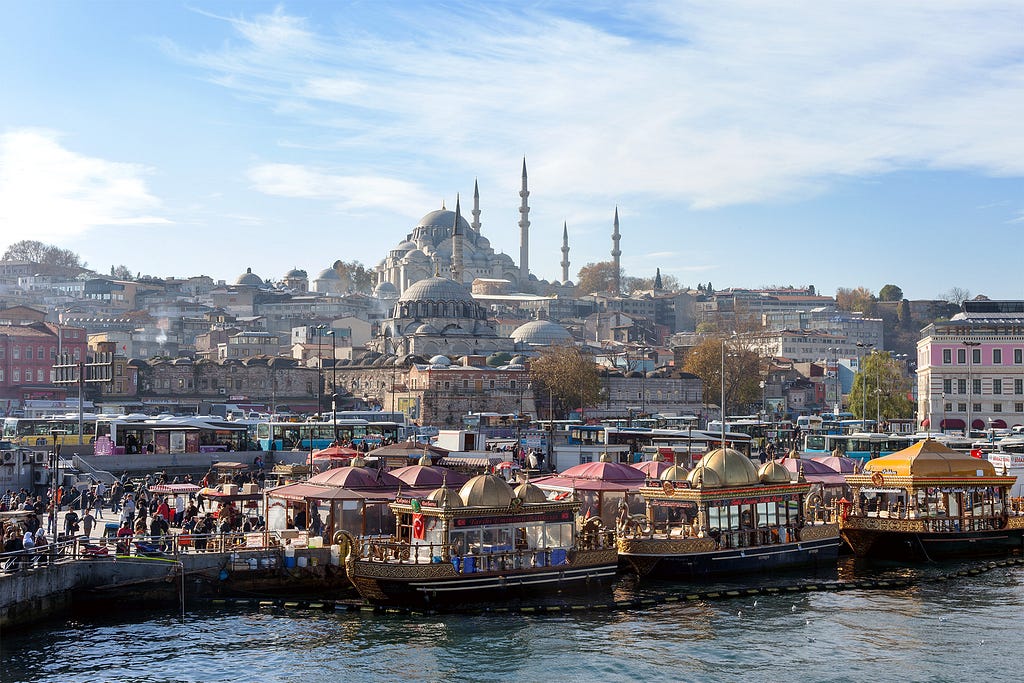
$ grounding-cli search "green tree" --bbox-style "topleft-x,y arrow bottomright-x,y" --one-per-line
682,336 -> 763,413
848,351 -> 914,426
576,261 -> 621,294
529,344 -> 604,419
878,284 -> 903,302
331,259 -> 375,293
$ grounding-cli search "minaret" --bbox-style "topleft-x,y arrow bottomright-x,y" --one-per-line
611,206 -> 622,294
560,222 -> 570,283
519,158 -> 530,291
451,194 -> 464,282
471,178 -> 481,233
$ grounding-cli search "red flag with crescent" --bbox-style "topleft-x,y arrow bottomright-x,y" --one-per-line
412,513 -> 425,540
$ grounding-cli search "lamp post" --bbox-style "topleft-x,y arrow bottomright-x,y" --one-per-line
855,342 -> 874,431
941,392 -> 947,434
312,324 -> 326,461
963,340 -> 980,438
387,337 -> 399,414
326,330 -> 337,442
721,337 -> 727,449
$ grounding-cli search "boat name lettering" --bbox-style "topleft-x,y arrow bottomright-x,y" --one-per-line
720,495 -> 786,505
453,511 -> 572,527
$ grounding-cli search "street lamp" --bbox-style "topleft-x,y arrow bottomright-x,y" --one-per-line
855,342 -> 874,431
963,340 -> 980,438
326,330 -> 337,442
312,323 -> 326,461
941,392 -> 946,434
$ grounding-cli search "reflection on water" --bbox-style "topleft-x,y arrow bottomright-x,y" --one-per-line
3,561 -> 1021,683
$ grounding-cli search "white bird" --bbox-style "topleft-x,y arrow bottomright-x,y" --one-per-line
737,610 -> 743,617
752,600 -> 758,607
791,605 -> 797,612
807,637 -> 816,642
806,619 -> 811,625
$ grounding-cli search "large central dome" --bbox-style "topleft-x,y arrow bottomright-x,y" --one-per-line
398,276 -> 475,304
417,208 -> 472,233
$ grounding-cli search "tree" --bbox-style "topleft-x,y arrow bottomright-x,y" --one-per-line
623,273 -> 680,293
878,284 -> 903,302
836,287 -> 876,315
682,336 -> 763,414
332,260 -> 375,293
3,240 -> 86,270
848,351 -> 914,426
110,265 -> 134,280
529,344 -> 604,419
941,287 -> 972,307
576,261 -> 622,294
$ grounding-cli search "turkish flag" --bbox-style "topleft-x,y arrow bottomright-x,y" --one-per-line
970,449 -> 983,459
412,513 -> 425,540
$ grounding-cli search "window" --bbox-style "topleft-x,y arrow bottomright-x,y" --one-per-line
943,379 -> 952,394
1016,379 -> 1023,395
972,349 -> 981,364
957,348 -> 966,364
993,379 -> 1002,395
973,379 -> 981,395
1016,403 -> 1024,413
957,403 -> 967,412
13,369 -> 20,382
25,347 -> 32,360
993,349 -> 1002,364
37,346 -> 43,360
37,369 -> 44,382
12,347 -> 19,360
973,402 -> 981,413
944,403 -> 952,411
993,403 -> 1002,412
510,380 -> 517,390
942,349 -> 952,364
958,379 -> 967,394
1016,349 -> 1023,364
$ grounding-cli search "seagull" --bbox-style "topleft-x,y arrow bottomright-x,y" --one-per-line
752,600 -> 758,607
791,605 -> 797,613
807,637 -> 816,642
737,610 -> 743,618
806,619 -> 811,625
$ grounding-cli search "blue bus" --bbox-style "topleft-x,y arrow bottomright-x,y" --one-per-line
255,419 -> 401,451
802,432 -> 916,463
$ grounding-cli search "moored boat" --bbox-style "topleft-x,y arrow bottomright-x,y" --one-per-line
839,439 -> 1024,560
343,474 -> 619,606
617,447 -> 841,579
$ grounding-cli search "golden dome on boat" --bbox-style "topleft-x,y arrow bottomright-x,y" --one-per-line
659,465 -> 690,482
758,460 -> 792,484
350,456 -> 367,467
513,481 -> 548,504
417,453 -> 432,466
599,451 -> 615,463
459,474 -> 515,507
686,463 -> 723,489
427,484 -> 464,509
650,451 -> 665,462
694,447 -> 760,487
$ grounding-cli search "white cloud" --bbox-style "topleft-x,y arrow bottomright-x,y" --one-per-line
176,2 -> 1024,210
247,163 -> 436,215
0,129 -> 168,241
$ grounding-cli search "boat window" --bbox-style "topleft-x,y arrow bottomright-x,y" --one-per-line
756,501 -> 780,526
543,522 -> 574,548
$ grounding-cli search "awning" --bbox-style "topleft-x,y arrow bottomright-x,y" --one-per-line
940,418 -> 965,429
266,483 -> 377,503
972,419 -> 986,430
990,419 -> 1007,429
439,455 -> 504,467
532,475 -> 635,492
148,484 -> 201,494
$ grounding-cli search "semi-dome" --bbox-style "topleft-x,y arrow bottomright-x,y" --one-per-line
758,461 -> 792,484
459,474 -> 515,507
695,447 -> 760,487
415,323 -> 440,335
513,481 -> 548,504
510,319 -> 573,346
399,276 -> 475,304
396,240 -> 417,252
374,281 -> 399,298
236,267 -> 263,286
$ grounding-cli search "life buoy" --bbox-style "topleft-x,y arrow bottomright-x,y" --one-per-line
871,472 -> 885,487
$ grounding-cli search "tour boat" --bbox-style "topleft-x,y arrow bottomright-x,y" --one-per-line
342,474 -> 619,606
616,447 -> 842,579
839,439 -> 1024,560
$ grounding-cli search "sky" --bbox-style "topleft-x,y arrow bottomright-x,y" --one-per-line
1,1 -> 1023,301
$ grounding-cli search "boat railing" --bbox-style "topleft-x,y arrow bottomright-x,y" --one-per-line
355,539 -> 574,573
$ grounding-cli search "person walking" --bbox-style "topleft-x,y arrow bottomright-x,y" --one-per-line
81,509 -> 96,539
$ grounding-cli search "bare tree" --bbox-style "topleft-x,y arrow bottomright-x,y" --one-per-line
941,287 -> 972,307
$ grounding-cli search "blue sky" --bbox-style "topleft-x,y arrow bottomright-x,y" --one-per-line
1,1 -> 1023,301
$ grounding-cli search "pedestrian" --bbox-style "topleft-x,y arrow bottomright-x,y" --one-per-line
81,509 -> 96,539
64,509 -> 80,538
92,489 -> 103,520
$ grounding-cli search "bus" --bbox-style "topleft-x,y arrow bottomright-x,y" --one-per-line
565,424 -> 754,460
93,415 -> 252,455
802,432 -> 916,463
462,412 -> 532,438
323,411 -> 412,438
2,415 -> 100,448
255,419 -> 401,451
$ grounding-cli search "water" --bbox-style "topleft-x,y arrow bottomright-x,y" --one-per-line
3,559 -> 1021,683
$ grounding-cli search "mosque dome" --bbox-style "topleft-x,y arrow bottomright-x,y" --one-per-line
417,208 -> 472,234
316,267 -> 341,280
513,481 -> 548,504
284,267 -> 307,279
459,474 -> 515,507
758,460 -> 792,484
694,447 -> 760,487
429,355 -> 451,366
399,276 -> 475,304
374,281 -> 399,298
511,320 -> 573,346
396,240 -> 417,252
236,267 -> 263,286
